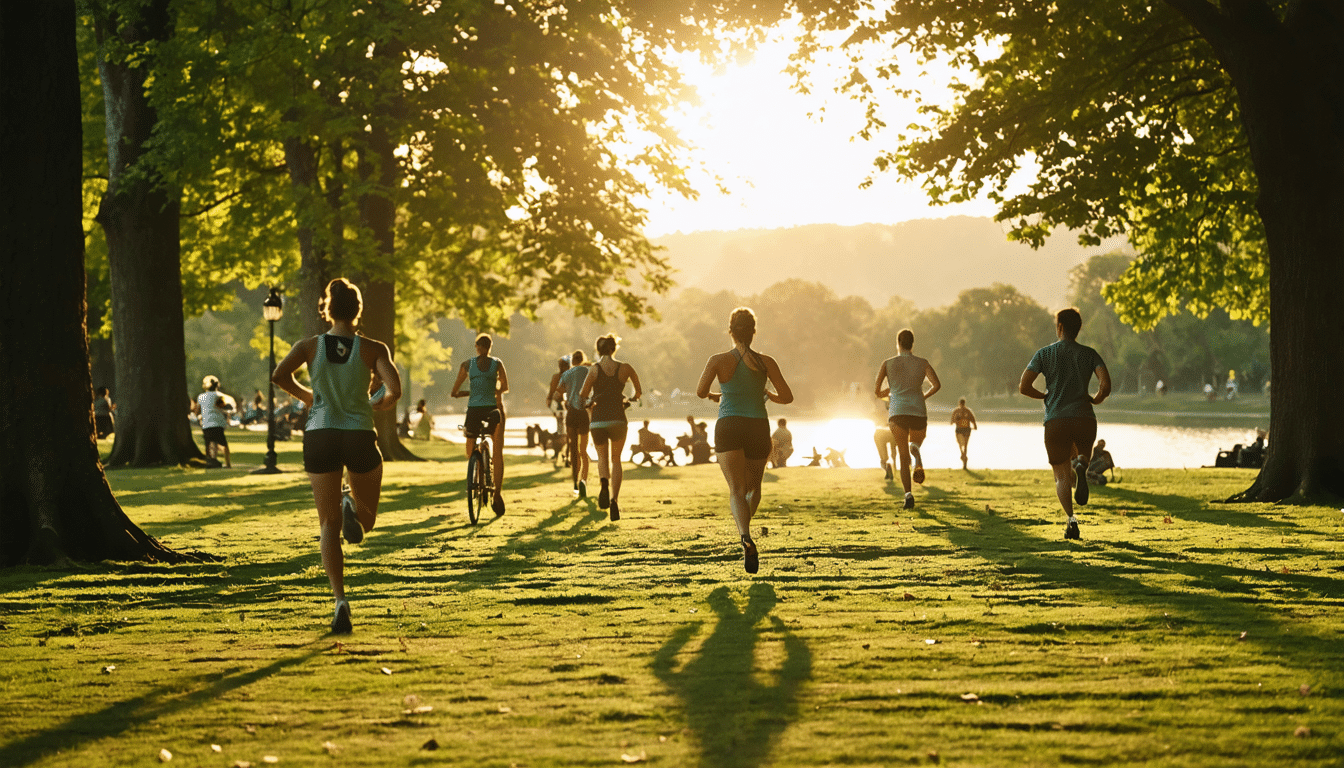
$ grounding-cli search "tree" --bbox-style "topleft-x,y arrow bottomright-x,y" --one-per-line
786,1 -> 1343,501
1,1 -> 193,565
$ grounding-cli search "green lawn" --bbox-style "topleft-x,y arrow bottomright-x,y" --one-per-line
1,430 -> 1339,767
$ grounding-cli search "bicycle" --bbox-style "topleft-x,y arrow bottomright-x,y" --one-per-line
461,425 -> 493,524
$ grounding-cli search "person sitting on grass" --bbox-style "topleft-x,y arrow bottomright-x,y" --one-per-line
1086,439 -> 1115,485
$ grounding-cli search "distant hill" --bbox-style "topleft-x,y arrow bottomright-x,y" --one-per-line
653,216 -> 1131,310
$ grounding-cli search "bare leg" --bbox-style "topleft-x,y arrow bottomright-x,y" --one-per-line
568,429 -> 582,487
222,442 -> 232,468
717,449 -> 753,536
609,436 -> 626,500
909,427 -> 927,483
308,471 -> 346,601
577,432 -> 590,483
492,419 -> 506,497
346,463 -> 383,534
889,423 -> 912,495
595,440 -> 611,481
1052,461 -> 1075,518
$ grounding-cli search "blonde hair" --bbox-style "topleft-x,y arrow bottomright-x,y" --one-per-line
595,334 -> 619,357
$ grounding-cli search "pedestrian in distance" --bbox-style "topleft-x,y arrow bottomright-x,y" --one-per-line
1018,307 -> 1111,540
697,307 -> 793,574
451,333 -> 510,516
874,328 -> 941,510
272,277 -> 402,634
192,375 -> 235,468
579,334 -> 642,521
558,349 -> 592,497
950,397 -> 978,470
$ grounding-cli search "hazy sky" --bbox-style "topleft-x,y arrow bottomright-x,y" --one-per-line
643,37 -> 1002,237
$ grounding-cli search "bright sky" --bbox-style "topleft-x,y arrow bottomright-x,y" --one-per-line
643,37 -> 1000,237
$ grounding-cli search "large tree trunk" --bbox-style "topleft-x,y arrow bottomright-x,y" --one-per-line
282,134 -> 338,340
0,1 -> 195,565
357,130 -> 419,461
1206,4 -> 1344,502
93,0 -> 204,468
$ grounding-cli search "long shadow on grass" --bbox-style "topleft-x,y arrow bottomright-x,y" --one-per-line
0,643 -> 326,767
653,584 -> 811,768
920,498 -> 1344,666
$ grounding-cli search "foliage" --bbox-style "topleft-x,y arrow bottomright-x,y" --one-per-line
786,1 -> 1275,328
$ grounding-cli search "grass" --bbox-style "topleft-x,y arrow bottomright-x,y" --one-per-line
1,430 -> 1341,767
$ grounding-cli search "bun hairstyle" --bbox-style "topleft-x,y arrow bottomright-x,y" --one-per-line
595,334 -> 619,357
321,278 -> 363,325
571,349 -> 585,365
475,333 -> 493,352
202,375 -> 220,391
729,307 -> 757,346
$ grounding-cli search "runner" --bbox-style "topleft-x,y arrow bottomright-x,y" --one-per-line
193,375 -> 235,468
545,355 -> 570,448
1019,307 -> 1111,540
272,277 -> 401,634
950,397 -> 979,470
874,329 -> 941,510
451,333 -> 509,516
697,307 -> 793,574
579,334 -> 642,521
558,349 -> 591,497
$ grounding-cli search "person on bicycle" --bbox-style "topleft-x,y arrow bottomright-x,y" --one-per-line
696,307 -> 793,574
579,334 -> 642,521
451,333 -> 509,516
558,349 -> 592,498
273,278 -> 401,634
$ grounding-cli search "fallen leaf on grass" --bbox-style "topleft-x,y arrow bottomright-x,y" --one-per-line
862,644 -> 870,650
960,693 -> 979,702
1239,631 -> 1248,641
1163,516 -> 1173,524
1281,567 -> 1293,574
924,639 -> 938,645
658,735 -> 668,743
1294,726 -> 1312,738
232,762 -> 252,768
1299,684 -> 1311,696
211,745 -> 223,753
262,757 -> 278,764
421,739 -> 440,751
620,750 -> 647,763
101,665 -> 117,674
497,705 -> 513,714
321,741 -> 338,755
244,724 -> 257,734
380,667 -> 393,676
405,705 -> 434,715
399,637 -> 409,652
927,750 -> 941,763
903,592 -> 916,601
488,612 -> 504,619
158,748 -> 172,762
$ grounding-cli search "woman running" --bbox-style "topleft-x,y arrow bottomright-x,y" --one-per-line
273,278 -> 401,634
696,308 -> 793,574
874,328 -> 941,510
579,334 -> 642,521
451,333 -> 509,515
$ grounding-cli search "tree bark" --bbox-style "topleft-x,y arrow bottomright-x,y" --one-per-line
1211,5 -> 1344,502
93,0 -> 205,468
0,1 -> 195,565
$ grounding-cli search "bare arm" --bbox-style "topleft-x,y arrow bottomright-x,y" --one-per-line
450,362 -> 470,398
970,410 -> 978,429
922,362 -> 942,400
696,354 -> 722,403
874,362 -> 889,399
496,361 -> 509,397
579,366 -> 598,405
368,341 -> 402,411
764,355 -> 793,405
1092,363 -> 1112,405
546,373 -> 561,406
273,338 -> 317,407
625,364 -> 643,401
1019,368 -> 1046,400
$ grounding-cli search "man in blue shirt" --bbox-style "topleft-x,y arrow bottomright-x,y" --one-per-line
1020,308 -> 1111,540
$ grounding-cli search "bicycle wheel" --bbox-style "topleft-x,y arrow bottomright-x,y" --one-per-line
466,450 -> 484,524
476,439 -> 494,515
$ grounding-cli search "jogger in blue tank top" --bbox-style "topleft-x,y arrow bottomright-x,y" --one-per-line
696,307 -> 793,574
274,278 -> 401,635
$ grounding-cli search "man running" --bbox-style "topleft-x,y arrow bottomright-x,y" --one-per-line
874,329 -> 941,510
546,355 -> 570,443
1019,307 -> 1111,540
558,349 -> 591,497
950,398 -> 978,470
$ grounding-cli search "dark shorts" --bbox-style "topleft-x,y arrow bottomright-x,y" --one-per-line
463,406 -> 502,440
590,422 -> 628,446
955,426 -> 972,437
714,416 -> 771,461
203,426 -> 228,447
303,428 -> 382,474
888,415 -> 928,433
95,415 -> 114,438
1043,417 -> 1097,466
565,406 -> 590,434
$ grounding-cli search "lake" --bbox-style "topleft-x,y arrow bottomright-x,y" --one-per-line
433,414 -> 1262,470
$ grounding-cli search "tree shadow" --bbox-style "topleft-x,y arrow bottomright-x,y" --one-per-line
652,583 -> 811,768
0,643 -> 326,767
1100,485 -> 1306,531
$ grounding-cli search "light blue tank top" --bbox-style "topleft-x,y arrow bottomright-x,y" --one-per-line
467,356 -> 501,408
307,334 -> 374,431
718,349 -> 768,420
886,355 -> 929,419
561,365 -> 589,409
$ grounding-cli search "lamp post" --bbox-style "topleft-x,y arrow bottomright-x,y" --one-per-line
253,287 -> 284,475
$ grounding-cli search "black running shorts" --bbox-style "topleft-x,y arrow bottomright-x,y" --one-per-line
565,406 -> 590,433
202,426 -> 229,447
888,415 -> 928,433
1043,416 -> 1096,466
303,428 -> 382,474
714,416 -> 771,461
590,422 -> 628,446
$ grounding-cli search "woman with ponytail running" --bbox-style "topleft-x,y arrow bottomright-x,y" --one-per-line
579,334 -> 642,521
696,308 -> 793,574
273,278 -> 401,634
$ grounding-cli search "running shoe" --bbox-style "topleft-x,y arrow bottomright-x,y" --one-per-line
598,483 -> 610,510
609,500 -> 620,522
903,493 -> 915,510
341,492 -> 364,544
1073,457 -> 1090,506
492,493 -> 506,517
910,444 -> 925,484
741,535 -> 759,574
883,462 -> 893,481
332,600 -> 352,634
1064,517 -> 1081,540
578,480 -> 587,499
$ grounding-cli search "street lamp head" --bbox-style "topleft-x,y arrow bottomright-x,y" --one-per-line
263,287 -> 284,322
